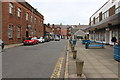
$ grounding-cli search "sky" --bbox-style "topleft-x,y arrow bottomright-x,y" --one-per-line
25,0 -> 109,25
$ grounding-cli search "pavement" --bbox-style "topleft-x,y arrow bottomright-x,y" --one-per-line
4,43 -> 23,49
65,40 -> 119,80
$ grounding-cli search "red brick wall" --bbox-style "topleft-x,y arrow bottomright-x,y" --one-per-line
52,25 -> 61,35
61,28 -> 67,36
45,26 -> 52,33
2,2 -> 44,44
67,27 -> 71,36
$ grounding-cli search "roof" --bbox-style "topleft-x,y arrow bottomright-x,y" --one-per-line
74,25 -> 89,30
74,29 -> 86,36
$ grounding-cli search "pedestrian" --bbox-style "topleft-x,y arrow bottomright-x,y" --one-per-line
111,36 -> 117,45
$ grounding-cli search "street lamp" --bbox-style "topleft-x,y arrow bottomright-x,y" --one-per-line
106,27 -> 110,31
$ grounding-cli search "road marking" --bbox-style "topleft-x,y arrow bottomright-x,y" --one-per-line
50,57 -> 64,79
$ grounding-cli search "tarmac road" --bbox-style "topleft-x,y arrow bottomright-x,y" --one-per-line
2,39 -> 67,78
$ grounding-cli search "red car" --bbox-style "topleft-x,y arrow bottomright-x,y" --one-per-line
24,37 -> 39,45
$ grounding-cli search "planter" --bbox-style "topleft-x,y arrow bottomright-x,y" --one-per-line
114,45 -> 120,61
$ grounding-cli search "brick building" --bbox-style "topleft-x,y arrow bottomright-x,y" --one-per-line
66,26 -> 71,39
52,24 -> 61,36
1,1 -> 44,44
61,28 -> 67,39
44,24 -> 52,37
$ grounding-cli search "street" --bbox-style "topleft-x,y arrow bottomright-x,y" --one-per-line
2,40 -> 67,78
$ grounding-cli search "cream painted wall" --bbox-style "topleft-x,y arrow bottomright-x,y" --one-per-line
91,0 -> 120,19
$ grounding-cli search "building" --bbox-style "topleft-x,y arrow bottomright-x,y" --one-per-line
44,23 -> 52,37
52,24 -> 61,37
85,0 -> 120,45
61,27 -> 67,39
1,1 -> 44,44
66,26 -> 72,39
51,24 -> 88,39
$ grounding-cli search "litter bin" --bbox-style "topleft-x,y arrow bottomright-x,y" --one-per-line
72,39 -> 77,46
114,45 -> 120,61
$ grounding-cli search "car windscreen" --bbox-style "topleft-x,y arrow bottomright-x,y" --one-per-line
26,38 -> 31,40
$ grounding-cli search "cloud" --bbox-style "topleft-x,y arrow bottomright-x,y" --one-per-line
25,0 -> 109,25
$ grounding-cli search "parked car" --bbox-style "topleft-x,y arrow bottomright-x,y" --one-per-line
44,36 -> 50,42
54,36 -> 60,41
50,36 -> 54,41
24,37 -> 39,45
37,37 -> 45,43
0,39 -> 4,52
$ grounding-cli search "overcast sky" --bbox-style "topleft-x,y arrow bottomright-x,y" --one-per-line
25,0 -> 109,25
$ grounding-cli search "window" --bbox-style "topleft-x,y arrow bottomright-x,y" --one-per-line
17,27 -> 21,38
31,16 -> 33,22
95,17 -> 99,23
115,7 -> 120,14
34,18 -> 36,24
69,28 -> 71,30
18,8 -> 21,17
26,13 -> 29,21
8,25 -> 13,38
57,28 -> 60,30
102,11 -> 109,20
39,21 -> 40,26
9,3 -> 13,14
91,21 -> 93,25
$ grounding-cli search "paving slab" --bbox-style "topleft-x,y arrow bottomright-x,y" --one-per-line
76,40 -> 119,79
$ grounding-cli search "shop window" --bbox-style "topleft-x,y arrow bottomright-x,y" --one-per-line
8,25 -> 13,38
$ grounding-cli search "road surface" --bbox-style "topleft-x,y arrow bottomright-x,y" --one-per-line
2,39 -> 67,79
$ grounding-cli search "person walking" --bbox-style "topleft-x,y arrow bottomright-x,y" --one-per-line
111,36 -> 117,45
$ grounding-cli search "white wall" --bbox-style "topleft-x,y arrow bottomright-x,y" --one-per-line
91,0 -> 120,19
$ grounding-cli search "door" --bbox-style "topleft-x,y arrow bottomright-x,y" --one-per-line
26,31 -> 29,38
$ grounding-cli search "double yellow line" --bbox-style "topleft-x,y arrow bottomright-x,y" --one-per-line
50,57 -> 64,79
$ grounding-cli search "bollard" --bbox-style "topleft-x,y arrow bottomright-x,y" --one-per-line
69,40 -> 71,45
72,50 -> 77,59
76,59 -> 84,76
71,46 -> 74,51
85,43 -> 88,49
69,40 -> 72,48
